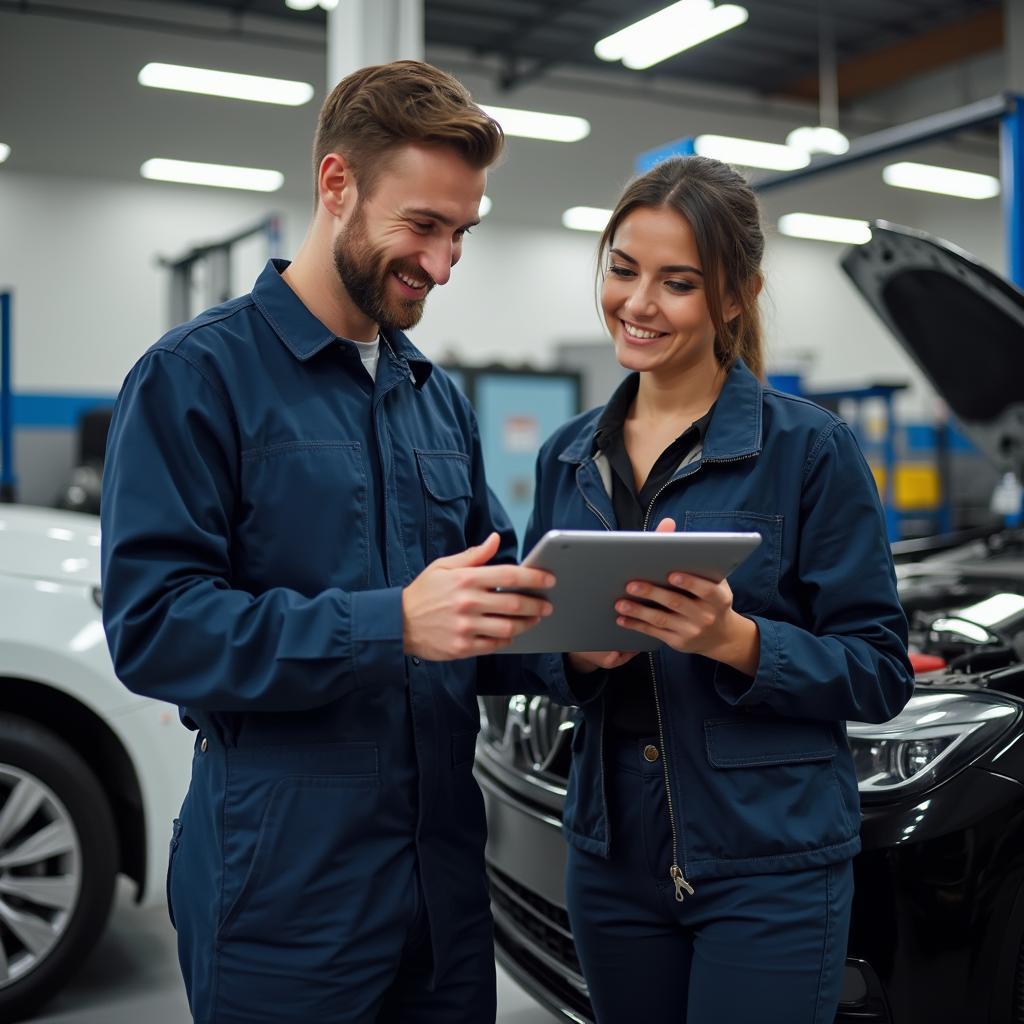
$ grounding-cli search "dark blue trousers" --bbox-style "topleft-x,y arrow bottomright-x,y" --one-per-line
566,733 -> 853,1024
168,726 -> 496,1024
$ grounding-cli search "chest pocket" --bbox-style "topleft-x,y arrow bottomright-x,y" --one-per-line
682,510 -> 782,614
238,441 -> 368,594
415,450 -> 473,559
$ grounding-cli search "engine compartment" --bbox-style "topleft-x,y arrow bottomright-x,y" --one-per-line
898,528 -> 1024,696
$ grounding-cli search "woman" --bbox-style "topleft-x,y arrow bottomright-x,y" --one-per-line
527,156 -> 914,1022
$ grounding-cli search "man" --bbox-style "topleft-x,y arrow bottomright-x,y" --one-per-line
101,60 -> 568,1023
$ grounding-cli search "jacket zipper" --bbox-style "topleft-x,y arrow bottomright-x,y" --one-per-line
580,445 -> 759,901
580,478 -> 612,862
639,449 -> 759,900
641,479 -> 694,902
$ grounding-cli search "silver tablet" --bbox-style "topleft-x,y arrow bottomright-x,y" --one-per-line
501,530 -> 762,655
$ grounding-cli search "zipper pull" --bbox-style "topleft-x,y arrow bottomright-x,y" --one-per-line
670,864 -> 694,902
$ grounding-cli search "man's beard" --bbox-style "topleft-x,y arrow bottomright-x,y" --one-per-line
332,204 -> 434,332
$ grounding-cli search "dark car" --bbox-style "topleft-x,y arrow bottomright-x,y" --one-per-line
477,222 -> 1024,1024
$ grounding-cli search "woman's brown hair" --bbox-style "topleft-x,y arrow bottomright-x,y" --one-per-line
598,156 -> 766,379
312,60 -> 504,207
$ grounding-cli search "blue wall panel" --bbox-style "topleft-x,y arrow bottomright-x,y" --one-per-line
474,373 -> 578,551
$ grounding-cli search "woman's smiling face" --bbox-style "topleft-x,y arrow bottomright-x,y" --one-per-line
601,204 -> 735,378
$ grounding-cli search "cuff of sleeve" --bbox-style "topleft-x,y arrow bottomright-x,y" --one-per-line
712,615 -> 779,707
546,653 -> 607,706
349,587 -> 406,687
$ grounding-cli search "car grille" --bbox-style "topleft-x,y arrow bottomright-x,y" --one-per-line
488,864 -> 592,1018
479,694 -> 573,783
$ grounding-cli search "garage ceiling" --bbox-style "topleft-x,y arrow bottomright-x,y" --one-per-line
0,0 -> 1006,231
124,0 -> 1002,96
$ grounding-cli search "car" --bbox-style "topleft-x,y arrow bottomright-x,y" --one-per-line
476,222 -> 1024,1024
0,505 -> 194,1021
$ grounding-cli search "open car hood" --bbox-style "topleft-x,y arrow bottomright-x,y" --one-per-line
841,220 -> 1024,478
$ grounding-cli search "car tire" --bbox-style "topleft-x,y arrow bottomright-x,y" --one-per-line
0,714 -> 118,1022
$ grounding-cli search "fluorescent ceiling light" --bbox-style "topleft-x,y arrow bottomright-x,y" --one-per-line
694,134 -> 810,170
562,206 -> 611,232
141,158 -> 284,192
596,0 -> 712,60
595,1 -> 748,70
284,0 -> 320,9
0,143 -> 9,165
882,161 -> 1000,200
786,125 -> 849,156
778,212 -> 871,245
480,104 -> 590,143
479,195 -> 493,217
139,62 -> 314,106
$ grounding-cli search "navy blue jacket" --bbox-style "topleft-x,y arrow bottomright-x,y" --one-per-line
527,360 -> 914,881
100,259 -> 565,1006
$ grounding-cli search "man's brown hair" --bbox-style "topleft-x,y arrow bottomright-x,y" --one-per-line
312,60 -> 504,207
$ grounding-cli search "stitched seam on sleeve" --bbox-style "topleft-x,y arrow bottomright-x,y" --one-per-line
801,420 -> 842,488
147,349 -> 239,434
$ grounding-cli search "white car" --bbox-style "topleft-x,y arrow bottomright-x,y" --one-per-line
0,505 -> 194,1020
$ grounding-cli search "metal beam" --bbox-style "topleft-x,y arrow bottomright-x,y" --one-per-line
750,93 -> 1011,192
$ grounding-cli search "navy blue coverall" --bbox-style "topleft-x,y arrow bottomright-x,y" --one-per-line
100,259 -> 566,1023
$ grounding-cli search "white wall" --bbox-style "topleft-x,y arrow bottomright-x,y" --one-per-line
0,172 -> 309,392
0,155 -> 1005,422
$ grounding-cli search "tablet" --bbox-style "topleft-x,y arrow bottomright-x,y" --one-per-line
501,530 -> 762,655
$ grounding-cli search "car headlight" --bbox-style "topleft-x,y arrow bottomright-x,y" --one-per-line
848,692 -> 1019,803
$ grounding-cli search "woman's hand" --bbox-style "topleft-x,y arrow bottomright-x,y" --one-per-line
614,518 -> 761,676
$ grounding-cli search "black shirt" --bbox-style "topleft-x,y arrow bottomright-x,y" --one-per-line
593,373 -> 716,736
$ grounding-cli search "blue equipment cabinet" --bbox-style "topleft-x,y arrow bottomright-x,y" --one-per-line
442,366 -> 581,549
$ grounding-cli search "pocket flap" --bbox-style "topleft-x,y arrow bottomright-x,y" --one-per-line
705,719 -> 835,768
415,450 -> 473,501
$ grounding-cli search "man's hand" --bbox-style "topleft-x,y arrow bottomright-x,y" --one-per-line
402,533 -> 555,661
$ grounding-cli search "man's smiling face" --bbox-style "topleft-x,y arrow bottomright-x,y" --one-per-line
332,143 -> 486,332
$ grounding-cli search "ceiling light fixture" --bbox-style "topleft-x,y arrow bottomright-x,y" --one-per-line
786,0 -> 849,157
882,161 -> 1000,200
285,0 -> 338,9
479,195 -> 493,216
140,158 -> 284,192
139,63 -> 314,106
595,1 -> 748,70
786,125 -> 849,156
0,143 -> 9,165
480,105 -> 590,143
562,206 -> 611,232
778,212 -> 871,244
694,134 -> 810,170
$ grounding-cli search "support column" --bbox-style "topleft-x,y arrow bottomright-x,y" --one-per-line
327,0 -> 424,90
1004,0 -> 1024,286
1007,0 -> 1024,93
0,291 -> 14,502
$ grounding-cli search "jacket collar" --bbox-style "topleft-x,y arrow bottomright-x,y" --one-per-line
252,259 -> 433,388
558,358 -> 763,465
